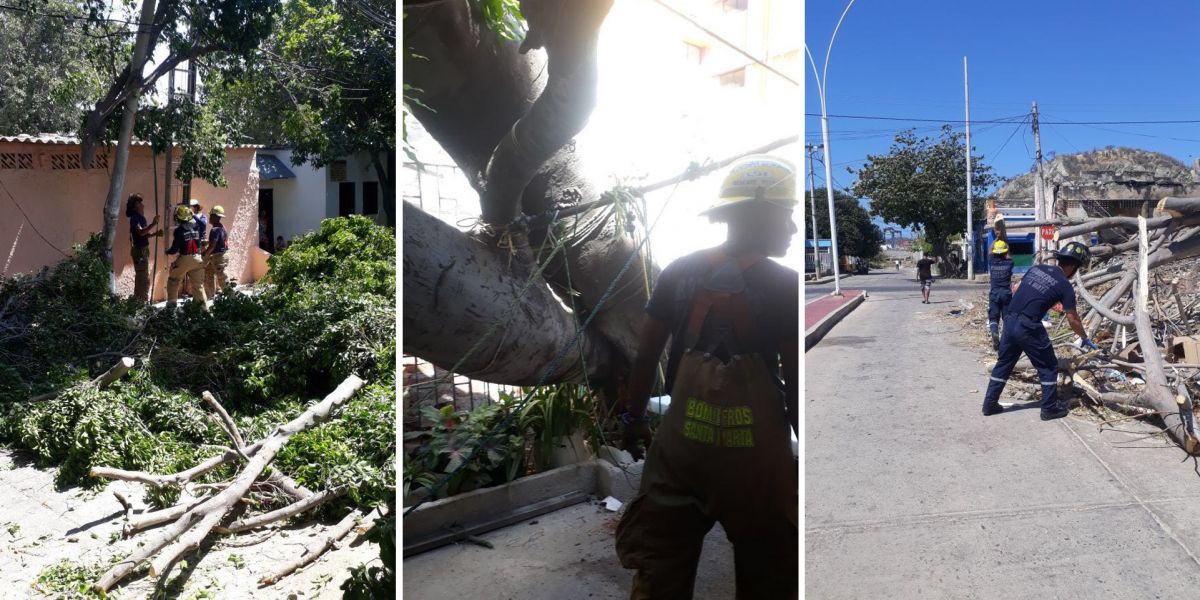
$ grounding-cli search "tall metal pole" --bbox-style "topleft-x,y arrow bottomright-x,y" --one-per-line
805,0 -> 856,297
964,56 -> 974,280
807,144 -> 822,276
820,112 -> 842,296
1032,101 -> 1045,263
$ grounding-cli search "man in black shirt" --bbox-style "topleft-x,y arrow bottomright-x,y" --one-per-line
615,155 -> 799,599
917,254 -> 938,303
125,194 -> 161,303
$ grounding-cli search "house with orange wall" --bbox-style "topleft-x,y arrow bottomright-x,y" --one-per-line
0,134 -> 270,301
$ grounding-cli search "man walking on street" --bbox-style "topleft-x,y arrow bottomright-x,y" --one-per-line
917,253 -> 937,303
982,241 -> 1097,420
615,155 -> 799,599
988,240 -> 1015,351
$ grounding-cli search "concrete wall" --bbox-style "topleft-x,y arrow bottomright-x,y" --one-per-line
0,142 -> 262,301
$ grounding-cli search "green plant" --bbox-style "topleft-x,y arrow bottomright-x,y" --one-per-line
517,385 -> 595,471
404,403 -> 523,501
340,500 -> 395,600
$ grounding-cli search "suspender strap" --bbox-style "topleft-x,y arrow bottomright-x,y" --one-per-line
683,249 -> 763,351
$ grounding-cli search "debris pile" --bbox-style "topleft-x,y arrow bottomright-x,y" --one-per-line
988,198 -> 1200,451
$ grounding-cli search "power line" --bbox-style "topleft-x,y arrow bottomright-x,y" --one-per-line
806,111 -> 1200,125
650,0 -> 799,86
0,177 -> 70,258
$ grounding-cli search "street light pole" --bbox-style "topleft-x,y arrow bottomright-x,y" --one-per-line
807,144 -> 822,277
805,0 -> 857,297
964,56 -> 974,281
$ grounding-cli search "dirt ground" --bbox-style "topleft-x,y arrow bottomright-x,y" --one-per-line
0,448 -> 379,599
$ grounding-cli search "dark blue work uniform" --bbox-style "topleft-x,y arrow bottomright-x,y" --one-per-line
988,257 -> 1014,338
984,264 -> 1076,411
194,213 -> 207,241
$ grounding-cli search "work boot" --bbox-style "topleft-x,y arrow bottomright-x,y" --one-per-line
991,332 -> 1000,352
1040,405 -> 1070,421
982,402 -> 1005,416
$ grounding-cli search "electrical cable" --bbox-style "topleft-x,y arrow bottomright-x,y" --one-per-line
0,175 -> 70,257
650,0 -> 798,86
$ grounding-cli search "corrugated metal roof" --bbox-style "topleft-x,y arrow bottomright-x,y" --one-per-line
0,133 -> 262,149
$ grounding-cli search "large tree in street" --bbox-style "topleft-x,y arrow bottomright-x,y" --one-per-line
402,0 -> 652,394
806,187 -> 885,260
851,125 -> 996,274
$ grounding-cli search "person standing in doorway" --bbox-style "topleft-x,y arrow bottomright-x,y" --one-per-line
615,155 -> 799,599
982,241 -> 1097,419
125,194 -> 161,303
203,205 -> 229,298
987,240 -> 1015,351
165,205 -> 208,312
917,253 -> 938,303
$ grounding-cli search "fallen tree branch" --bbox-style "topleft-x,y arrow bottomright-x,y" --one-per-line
216,486 -> 348,534
202,391 -> 246,457
24,356 -> 135,402
258,505 -> 384,587
92,376 -> 366,592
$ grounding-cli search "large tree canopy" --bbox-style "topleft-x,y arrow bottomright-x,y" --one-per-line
209,0 -> 397,224
852,125 -> 996,265
806,187 -> 885,260
0,0 -> 123,135
402,0 -> 652,392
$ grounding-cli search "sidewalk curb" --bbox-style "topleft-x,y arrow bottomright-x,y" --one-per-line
805,293 -> 866,351
805,273 -> 852,286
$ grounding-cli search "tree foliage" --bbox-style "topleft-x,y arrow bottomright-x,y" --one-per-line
851,125 -> 995,258
208,0 -> 397,222
806,187 -> 885,259
0,0 -> 124,135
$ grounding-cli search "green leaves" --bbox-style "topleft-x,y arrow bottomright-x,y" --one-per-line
852,125 -> 996,255
475,0 -> 527,42
806,187 -> 885,260
135,97 -> 231,187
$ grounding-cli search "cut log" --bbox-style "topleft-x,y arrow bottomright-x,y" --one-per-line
24,356 -> 135,402
216,486 -> 347,534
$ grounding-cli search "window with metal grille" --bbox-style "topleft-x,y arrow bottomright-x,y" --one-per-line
50,154 -> 82,169
0,153 -> 33,169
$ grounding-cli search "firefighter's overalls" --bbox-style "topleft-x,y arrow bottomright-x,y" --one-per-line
616,251 -> 798,600
166,224 -> 208,311
987,258 -> 1014,341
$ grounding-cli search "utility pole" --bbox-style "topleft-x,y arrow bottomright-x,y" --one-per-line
964,56 -> 974,280
1032,101 -> 1045,263
180,25 -> 198,203
806,143 -> 823,278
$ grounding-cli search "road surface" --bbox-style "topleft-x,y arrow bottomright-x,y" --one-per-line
806,270 -> 1200,599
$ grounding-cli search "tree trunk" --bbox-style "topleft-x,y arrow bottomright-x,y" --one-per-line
402,201 -> 613,384
98,0 -> 158,286
403,1 -> 650,382
373,150 -> 396,227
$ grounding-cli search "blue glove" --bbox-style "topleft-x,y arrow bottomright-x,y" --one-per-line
1082,339 -> 1100,351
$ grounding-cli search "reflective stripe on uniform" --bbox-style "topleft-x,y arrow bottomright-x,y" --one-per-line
1041,380 -> 1057,386
990,376 -> 1007,383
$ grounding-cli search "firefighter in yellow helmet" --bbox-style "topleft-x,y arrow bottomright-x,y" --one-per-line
202,205 -> 230,298
165,204 -> 208,311
988,239 -> 1014,351
615,155 -> 799,599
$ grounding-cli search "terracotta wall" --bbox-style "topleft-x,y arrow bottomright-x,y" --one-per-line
0,143 -> 265,301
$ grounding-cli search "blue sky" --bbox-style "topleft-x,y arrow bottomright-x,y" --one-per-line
805,0 -> 1200,231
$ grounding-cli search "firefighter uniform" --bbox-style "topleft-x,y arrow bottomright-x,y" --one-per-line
203,206 -> 229,298
983,263 -> 1077,414
988,241 -> 1014,348
165,205 -> 208,311
615,251 -> 797,599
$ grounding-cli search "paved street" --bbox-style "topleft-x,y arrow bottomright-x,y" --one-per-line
806,270 -> 1200,599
